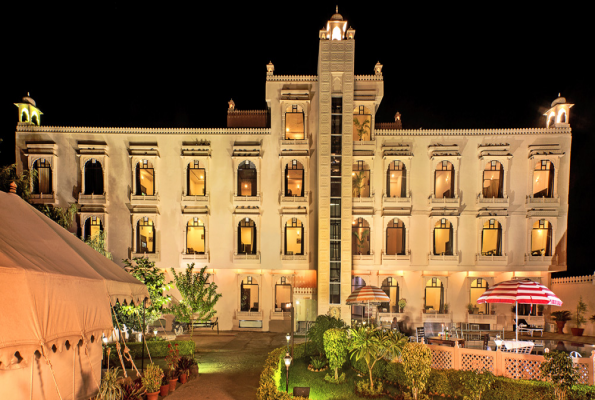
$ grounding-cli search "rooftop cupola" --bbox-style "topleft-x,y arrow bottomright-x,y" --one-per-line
544,94 -> 573,128
14,93 -> 43,126
319,6 -> 350,40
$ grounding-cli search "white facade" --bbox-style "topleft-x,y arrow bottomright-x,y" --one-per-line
13,11 -> 571,332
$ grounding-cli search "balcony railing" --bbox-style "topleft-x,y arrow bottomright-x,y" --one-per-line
382,194 -> 412,209
476,254 -> 508,265
477,195 -> 509,207
270,310 -> 291,320
235,310 -> 262,319
429,195 -> 460,208
233,252 -> 261,262
352,253 -> 374,264
525,254 -> 557,264
233,194 -> 261,205
181,252 -> 209,261
526,196 -> 560,206
428,253 -> 459,263
29,192 -> 55,204
381,252 -> 411,264
352,195 -> 374,205
467,314 -> 498,325
422,312 -> 453,323
181,194 -> 209,204
280,191 -> 309,205
281,254 -> 308,261
131,193 -> 159,204
293,287 -> 316,295
78,192 -> 106,205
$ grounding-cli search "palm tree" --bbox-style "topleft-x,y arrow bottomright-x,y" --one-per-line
353,117 -> 370,141
353,229 -> 369,254
352,170 -> 366,197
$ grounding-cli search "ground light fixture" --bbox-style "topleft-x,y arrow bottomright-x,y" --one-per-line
102,336 -> 108,369
284,352 -> 292,392
494,335 -> 503,351
286,332 -> 291,352
153,329 -> 158,337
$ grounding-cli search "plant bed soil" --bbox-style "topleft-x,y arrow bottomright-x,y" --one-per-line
307,364 -> 329,372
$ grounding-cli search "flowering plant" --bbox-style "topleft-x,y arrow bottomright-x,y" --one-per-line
165,343 -> 180,377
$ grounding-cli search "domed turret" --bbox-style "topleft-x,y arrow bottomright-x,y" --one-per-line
319,6 -> 351,40
14,92 -> 43,126
544,94 -> 573,128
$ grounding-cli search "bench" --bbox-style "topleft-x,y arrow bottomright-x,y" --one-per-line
191,317 -> 219,334
518,323 -> 543,337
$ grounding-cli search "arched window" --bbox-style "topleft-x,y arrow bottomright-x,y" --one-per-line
558,110 -> 566,123
137,217 -> 155,253
481,219 -> 502,256
285,160 -> 304,197
83,216 -> 103,241
386,219 -> 406,256
470,278 -> 489,314
483,161 -> 503,198
240,276 -> 259,312
187,160 -> 206,196
548,113 -> 556,127
352,218 -> 370,255
351,276 -> 366,320
332,26 -> 342,41
275,277 -> 291,311
433,219 -> 453,255
32,159 -> 52,195
285,218 -> 304,255
387,161 -> 406,198
21,110 -> 28,122
425,278 -> 444,313
238,218 -> 256,254
237,161 -> 257,196
135,160 -> 154,196
532,219 -> 552,256
380,277 -> 399,313
84,159 -> 104,195
186,218 -> 205,254
353,106 -> 371,141
533,160 -> 554,198
31,114 -> 38,125
434,161 -> 454,198
285,105 -> 304,140
352,161 -> 370,197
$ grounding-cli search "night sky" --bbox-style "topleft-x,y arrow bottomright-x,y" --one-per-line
1,2 -> 592,276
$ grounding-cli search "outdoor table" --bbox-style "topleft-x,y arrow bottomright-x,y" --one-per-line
427,336 -> 465,348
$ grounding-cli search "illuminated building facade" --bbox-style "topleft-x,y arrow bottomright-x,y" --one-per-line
13,10 -> 571,332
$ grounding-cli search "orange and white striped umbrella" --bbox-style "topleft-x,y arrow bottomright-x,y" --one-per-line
345,285 -> 390,304
477,278 -> 562,306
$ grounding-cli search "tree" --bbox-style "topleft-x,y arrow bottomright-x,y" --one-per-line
37,203 -> 78,229
352,229 -> 369,254
307,314 -> 346,357
112,258 -> 171,333
84,230 -> 113,260
401,342 -> 432,400
168,264 -> 221,337
349,326 -> 407,391
353,116 -> 370,141
540,350 -> 579,400
323,328 -> 349,381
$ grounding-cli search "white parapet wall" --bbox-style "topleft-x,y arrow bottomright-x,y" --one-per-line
550,273 -> 595,335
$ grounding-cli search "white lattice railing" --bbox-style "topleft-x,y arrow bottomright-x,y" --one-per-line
526,196 -> 560,205
427,345 -> 594,385
551,274 -> 595,285
293,287 -> 315,295
476,196 -> 509,206
281,254 -> 307,261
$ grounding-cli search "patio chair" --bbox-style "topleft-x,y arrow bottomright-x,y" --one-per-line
501,342 -> 534,354
518,323 -> 543,337
482,334 -> 489,350
416,326 -> 425,343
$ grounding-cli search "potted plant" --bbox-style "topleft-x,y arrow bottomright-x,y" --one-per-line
537,304 -> 545,316
189,357 -> 199,377
398,298 -> 407,313
120,376 -> 143,400
166,343 -> 180,391
160,371 -> 170,397
442,303 -> 450,314
551,310 -> 572,334
98,367 -> 122,400
467,303 -> 475,314
571,297 -> 588,336
352,229 -> 369,255
141,364 -> 163,400
176,355 -> 193,384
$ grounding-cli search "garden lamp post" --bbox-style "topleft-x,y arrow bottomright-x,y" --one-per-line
284,352 -> 292,392
286,302 -> 294,358
102,336 -> 108,369
153,329 -> 158,338
286,332 -> 291,353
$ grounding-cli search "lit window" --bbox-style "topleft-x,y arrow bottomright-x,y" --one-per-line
424,278 -> 444,313
483,161 -> 503,198
188,160 -> 206,196
433,219 -> 453,255
352,218 -> 370,255
350,277 -> 366,317
238,218 -> 256,254
275,277 -> 291,311
533,160 -> 554,198
531,219 -> 552,256
32,159 -> 52,195
387,161 -> 406,198
470,279 -> 489,314
434,161 -> 454,198
137,217 -> 155,253
241,276 -> 259,312
386,219 -> 405,256
84,216 -> 103,241
352,161 -> 370,197
285,105 -> 304,140
135,160 -> 154,196
285,218 -> 304,255
238,161 -> 257,196
186,218 -> 205,254
353,106 -> 371,141
380,277 -> 399,313
285,160 -> 304,197
481,219 -> 502,256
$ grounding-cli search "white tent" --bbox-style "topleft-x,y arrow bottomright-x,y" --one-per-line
0,188 -> 149,400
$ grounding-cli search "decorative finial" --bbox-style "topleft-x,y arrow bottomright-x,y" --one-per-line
9,182 -> 17,194
558,93 -> 561,97
27,92 -> 30,96
336,5 -> 338,13
228,99 -> 235,111
266,61 -> 275,76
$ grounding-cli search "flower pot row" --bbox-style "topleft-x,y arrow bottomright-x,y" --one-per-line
147,372 -> 191,399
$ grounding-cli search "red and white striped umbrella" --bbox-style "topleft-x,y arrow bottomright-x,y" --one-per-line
477,278 -> 562,342
477,278 -> 562,306
346,285 -> 390,304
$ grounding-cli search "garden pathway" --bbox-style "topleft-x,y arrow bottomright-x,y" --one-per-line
164,331 -> 299,400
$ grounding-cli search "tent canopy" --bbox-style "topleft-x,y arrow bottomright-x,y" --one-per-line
0,190 -> 149,368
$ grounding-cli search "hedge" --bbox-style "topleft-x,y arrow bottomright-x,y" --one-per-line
106,340 -> 195,365
256,343 -> 311,400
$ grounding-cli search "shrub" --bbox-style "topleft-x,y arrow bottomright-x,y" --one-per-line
324,372 -> 346,384
307,314 -> 346,357
323,328 -> 349,380
541,350 -> 580,400
107,340 -> 195,366
310,355 -> 327,369
401,342 -> 432,400
98,367 -> 122,400
120,377 -> 143,400
141,363 -> 164,394
459,370 -> 495,400
355,379 -> 384,396
256,343 -> 308,400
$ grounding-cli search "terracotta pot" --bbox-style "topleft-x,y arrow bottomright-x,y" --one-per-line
169,378 -> 178,391
190,365 -> 199,377
556,321 -> 567,334
179,372 -> 188,384
160,383 -> 170,397
146,391 -> 159,400
571,328 -> 584,337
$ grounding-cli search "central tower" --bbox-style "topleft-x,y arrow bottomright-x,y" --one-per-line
317,8 -> 356,320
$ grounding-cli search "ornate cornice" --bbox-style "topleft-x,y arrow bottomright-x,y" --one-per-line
266,75 -> 318,82
16,125 -> 271,135
354,75 -> 383,81
375,127 -> 571,136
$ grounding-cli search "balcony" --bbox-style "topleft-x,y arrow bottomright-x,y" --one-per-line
525,253 -> 557,266
233,194 -> 261,208
467,313 -> 498,326
381,252 -> 411,266
131,193 -> 159,206
382,195 -> 412,210
352,252 -> 374,265
270,310 -> 291,320
181,194 -> 209,208
29,192 -> 55,204
476,254 -> 508,266
280,191 -> 309,207
280,138 -> 309,155
131,251 -> 160,262
293,287 -> 316,295
235,310 -> 263,319
353,140 -> 375,153
428,195 -> 460,208
181,252 -> 209,262
428,253 -> 460,264
422,312 -> 452,324
233,252 -> 261,263
352,196 -> 374,207
78,192 -> 106,206
526,196 -> 560,207
477,195 -> 509,208
281,254 -> 308,267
